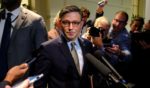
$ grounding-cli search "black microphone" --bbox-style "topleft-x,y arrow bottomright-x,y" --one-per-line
85,53 -> 111,76
25,57 -> 37,66
85,53 -> 121,83
24,48 -> 41,66
94,50 -> 127,84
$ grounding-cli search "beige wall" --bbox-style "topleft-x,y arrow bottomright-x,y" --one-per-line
21,0 -> 28,5
22,0 -> 146,30
139,0 -> 145,17
49,0 -> 133,30
0,0 -> 147,31
35,0 -> 50,30
28,0 -> 51,30
145,0 -> 150,21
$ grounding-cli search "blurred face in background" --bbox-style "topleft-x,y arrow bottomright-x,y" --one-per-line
112,13 -> 127,31
94,17 -> 110,39
80,7 -> 90,26
143,20 -> 150,31
82,11 -> 89,25
130,17 -> 144,33
130,21 -> 142,32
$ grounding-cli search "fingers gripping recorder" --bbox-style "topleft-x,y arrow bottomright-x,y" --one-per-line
12,73 -> 44,88
98,0 -> 108,7
28,73 -> 44,84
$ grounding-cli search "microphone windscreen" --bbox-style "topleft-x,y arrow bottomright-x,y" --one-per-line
85,53 -> 111,76
94,50 -> 103,59
94,50 -> 124,80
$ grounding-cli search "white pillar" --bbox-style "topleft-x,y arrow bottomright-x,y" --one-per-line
145,0 -> 150,21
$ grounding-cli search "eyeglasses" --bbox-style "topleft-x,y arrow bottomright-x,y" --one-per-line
114,19 -> 126,24
61,20 -> 81,27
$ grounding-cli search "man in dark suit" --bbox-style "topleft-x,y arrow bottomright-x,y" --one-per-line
0,0 -> 48,81
32,5 -> 106,88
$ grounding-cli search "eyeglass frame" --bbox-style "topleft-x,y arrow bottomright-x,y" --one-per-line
114,19 -> 126,24
61,20 -> 81,27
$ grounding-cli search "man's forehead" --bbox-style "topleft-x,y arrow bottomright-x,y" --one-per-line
61,12 -> 81,20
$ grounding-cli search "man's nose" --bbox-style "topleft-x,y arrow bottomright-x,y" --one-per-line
69,23 -> 73,29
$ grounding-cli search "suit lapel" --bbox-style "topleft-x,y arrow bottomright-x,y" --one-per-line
14,7 -> 27,30
78,38 -> 91,75
78,38 -> 87,57
10,7 -> 27,42
58,37 -> 72,61
58,36 -> 81,76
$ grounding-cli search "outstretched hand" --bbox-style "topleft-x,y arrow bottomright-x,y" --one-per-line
4,63 -> 29,85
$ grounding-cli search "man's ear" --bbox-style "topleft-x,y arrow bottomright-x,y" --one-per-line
58,19 -> 62,27
56,19 -> 61,27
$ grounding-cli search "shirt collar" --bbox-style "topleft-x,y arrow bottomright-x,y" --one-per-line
69,39 -> 79,46
68,39 -> 80,50
5,7 -> 21,21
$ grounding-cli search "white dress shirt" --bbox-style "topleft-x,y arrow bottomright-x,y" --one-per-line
0,7 -> 20,45
68,39 -> 84,74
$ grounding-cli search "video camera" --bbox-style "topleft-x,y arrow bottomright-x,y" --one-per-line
89,26 -> 103,37
89,26 -> 112,47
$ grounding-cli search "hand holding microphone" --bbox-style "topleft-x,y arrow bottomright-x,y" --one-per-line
12,73 -> 44,88
4,63 -> 29,85
12,79 -> 34,88
96,0 -> 108,14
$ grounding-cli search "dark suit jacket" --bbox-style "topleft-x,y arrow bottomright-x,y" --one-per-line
33,35 -> 95,88
129,31 -> 150,87
0,7 -> 48,68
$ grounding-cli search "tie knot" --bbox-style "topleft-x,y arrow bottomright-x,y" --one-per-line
71,42 -> 76,50
7,13 -> 12,18
71,42 -> 76,47
71,42 -> 76,46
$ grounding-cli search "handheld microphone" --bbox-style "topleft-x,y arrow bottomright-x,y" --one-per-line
94,50 -> 127,84
25,57 -> 37,66
85,53 -> 111,76
25,48 -> 41,66
85,53 -> 127,84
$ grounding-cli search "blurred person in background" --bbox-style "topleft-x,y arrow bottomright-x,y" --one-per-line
106,11 -> 131,82
130,16 -> 144,33
81,0 -> 108,35
82,16 -> 111,49
143,20 -> 150,31
129,20 -> 150,87
48,11 -> 62,40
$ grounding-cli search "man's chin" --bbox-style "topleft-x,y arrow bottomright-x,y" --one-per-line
67,36 -> 76,41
